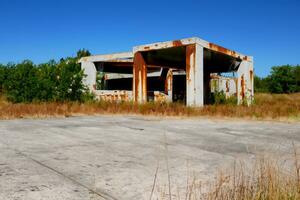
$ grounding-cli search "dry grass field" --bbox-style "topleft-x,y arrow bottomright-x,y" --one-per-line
0,93 -> 299,121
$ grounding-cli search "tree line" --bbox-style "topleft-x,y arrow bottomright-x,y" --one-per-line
0,49 -> 93,103
255,65 -> 300,93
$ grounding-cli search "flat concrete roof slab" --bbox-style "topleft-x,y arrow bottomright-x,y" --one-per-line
79,52 -> 133,63
79,37 -> 252,65
133,37 -> 252,62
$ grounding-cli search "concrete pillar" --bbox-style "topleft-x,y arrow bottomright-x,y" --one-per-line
186,44 -> 204,107
133,52 -> 147,103
165,69 -> 173,102
81,61 -> 97,91
237,60 -> 254,105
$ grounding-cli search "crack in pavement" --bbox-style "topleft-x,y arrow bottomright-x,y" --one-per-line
0,140 -> 118,200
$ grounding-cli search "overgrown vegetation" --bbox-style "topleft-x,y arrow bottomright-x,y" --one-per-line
255,64 -> 300,93
209,91 -> 237,105
96,71 -> 106,90
0,93 -> 299,120
0,51 -> 299,120
0,49 -> 92,103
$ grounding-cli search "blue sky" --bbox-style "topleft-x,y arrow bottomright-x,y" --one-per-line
0,0 -> 299,77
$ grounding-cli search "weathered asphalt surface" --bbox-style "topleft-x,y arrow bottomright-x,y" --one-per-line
0,116 -> 300,200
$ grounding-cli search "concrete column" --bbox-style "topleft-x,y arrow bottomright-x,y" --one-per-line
133,52 -> 147,103
81,61 -> 97,91
165,69 -> 173,102
186,44 -> 204,107
237,60 -> 254,105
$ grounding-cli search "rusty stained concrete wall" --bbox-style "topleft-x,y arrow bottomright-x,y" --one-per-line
164,69 -> 173,102
209,62 -> 254,105
210,74 -> 237,98
132,42 -> 204,106
133,52 -> 147,103
94,90 -> 133,102
185,44 -> 204,106
237,60 -> 254,105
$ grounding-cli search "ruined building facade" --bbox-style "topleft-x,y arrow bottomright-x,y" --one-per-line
79,37 -> 254,106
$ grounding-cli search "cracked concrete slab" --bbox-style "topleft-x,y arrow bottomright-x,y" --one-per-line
0,116 -> 300,199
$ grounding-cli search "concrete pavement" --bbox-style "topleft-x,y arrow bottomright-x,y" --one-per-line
0,116 -> 299,200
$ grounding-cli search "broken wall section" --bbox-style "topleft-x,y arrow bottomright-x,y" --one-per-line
210,73 -> 238,98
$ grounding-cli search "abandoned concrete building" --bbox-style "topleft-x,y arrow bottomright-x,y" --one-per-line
79,37 -> 254,107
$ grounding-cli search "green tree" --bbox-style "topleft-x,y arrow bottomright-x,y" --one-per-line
4,61 -> 39,103
0,64 -> 8,93
254,75 -> 269,93
268,65 -> 296,93
1,49 -> 93,103
76,49 -> 91,59
35,60 -> 57,101
294,65 -> 300,92
54,58 -> 87,101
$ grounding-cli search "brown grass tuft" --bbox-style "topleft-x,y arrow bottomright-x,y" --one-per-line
157,149 -> 300,200
0,93 -> 299,121
203,158 -> 300,200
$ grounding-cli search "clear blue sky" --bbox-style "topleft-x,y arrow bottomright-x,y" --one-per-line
0,0 -> 299,77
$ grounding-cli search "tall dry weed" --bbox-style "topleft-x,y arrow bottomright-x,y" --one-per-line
156,150 -> 300,200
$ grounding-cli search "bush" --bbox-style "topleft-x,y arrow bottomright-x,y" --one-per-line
0,64 -> 9,94
4,61 -> 39,103
210,91 -> 226,104
254,75 -> 269,93
54,58 -> 86,101
209,91 -> 237,105
96,71 -> 106,90
268,65 -> 297,93
35,60 -> 57,101
256,65 -> 300,94
0,50 -> 93,103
